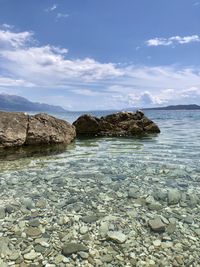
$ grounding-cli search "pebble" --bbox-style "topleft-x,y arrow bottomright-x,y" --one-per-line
0,206 -> 6,219
148,217 -> 166,233
62,243 -> 89,256
107,231 -> 127,243
128,187 -> 140,198
153,239 -> 161,247
80,225 -> 88,234
81,215 -> 99,223
25,227 -> 42,237
24,250 -> 41,260
168,189 -> 181,205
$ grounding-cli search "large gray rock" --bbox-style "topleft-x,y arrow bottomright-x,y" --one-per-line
26,113 -> 76,145
0,112 -> 76,148
0,112 -> 28,147
73,110 -> 160,137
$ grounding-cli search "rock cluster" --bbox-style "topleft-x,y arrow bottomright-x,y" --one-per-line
73,110 -> 160,136
0,112 -> 76,148
0,110 -> 160,149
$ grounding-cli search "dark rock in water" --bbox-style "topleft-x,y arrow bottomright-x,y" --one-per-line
73,110 -> 160,137
0,112 -> 76,148
72,114 -> 100,135
62,243 -> 89,256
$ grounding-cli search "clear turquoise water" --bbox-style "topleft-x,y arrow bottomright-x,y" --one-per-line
0,110 -> 199,187
0,110 -> 199,266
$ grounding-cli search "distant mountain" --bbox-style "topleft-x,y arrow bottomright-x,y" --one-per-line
0,94 -> 67,112
143,104 -> 200,111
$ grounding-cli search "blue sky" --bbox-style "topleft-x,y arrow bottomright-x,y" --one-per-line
0,0 -> 200,110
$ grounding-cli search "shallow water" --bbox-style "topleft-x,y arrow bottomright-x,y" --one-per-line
1,110 -> 200,179
0,110 -> 200,266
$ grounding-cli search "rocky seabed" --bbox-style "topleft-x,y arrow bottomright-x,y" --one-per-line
0,154 -> 199,267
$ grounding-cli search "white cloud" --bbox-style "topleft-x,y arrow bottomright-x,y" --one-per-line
0,27 -> 123,88
0,26 -> 200,109
0,77 -> 35,87
45,4 -> 57,12
146,35 -> 200,46
0,29 -> 33,49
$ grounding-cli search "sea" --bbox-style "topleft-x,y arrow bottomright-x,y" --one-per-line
1,109 -> 200,170
0,110 -> 200,265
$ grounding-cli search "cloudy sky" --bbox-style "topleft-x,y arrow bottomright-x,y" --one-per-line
0,0 -> 200,110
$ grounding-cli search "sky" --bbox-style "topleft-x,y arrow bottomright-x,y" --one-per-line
0,0 -> 200,110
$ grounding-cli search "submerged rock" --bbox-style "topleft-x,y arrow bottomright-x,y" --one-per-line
148,217 -> 166,233
107,231 -> 127,243
73,110 -> 160,137
0,112 -> 76,148
62,243 -> 89,256
0,206 -> 6,219
168,189 -> 181,205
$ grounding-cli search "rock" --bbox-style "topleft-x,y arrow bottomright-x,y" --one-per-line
148,218 -> 166,233
0,112 -> 75,148
80,226 -> 89,234
183,215 -> 193,224
34,244 -> 46,253
5,204 -> 16,214
99,221 -> 109,237
0,111 -> 28,147
153,239 -> 161,247
24,250 -> 41,260
188,194 -> 199,207
128,187 -> 140,199
73,110 -> 160,137
166,222 -> 176,234
78,251 -> 89,259
194,229 -> 200,236
102,254 -> 113,263
0,237 -> 11,256
21,198 -> 35,210
26,113 -> 76,145
9,251 -> 20,261
36,199 -> 47,209
168,189 -> 181,205
81,215 -> 99,223
25,227 -> 42,237
0,206 -> 6,219
148,202 -> 163,211
28,219 -> 40,227
72,114 -> 100,135
107,231 -> 127,243
62,243 -> 89,256
153,189 -> 167,201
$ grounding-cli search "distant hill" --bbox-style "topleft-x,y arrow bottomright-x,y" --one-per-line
0,94 -> 67,112
143,104 -> 200,111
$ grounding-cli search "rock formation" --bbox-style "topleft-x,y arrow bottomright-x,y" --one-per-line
73,110 -> 160,137
0,112 -> 76,148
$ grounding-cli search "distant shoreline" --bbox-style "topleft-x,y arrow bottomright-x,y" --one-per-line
143,104 -> 200,111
